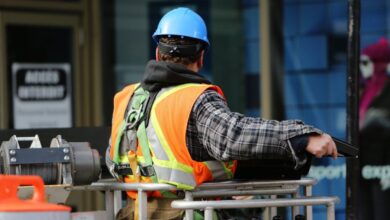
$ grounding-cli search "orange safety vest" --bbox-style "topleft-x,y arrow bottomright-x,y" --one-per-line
110,83 -> 237,198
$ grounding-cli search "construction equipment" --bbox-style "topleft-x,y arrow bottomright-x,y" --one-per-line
0,174 -> 71,220
0,131 -> 354,220
0,135 -> 101,185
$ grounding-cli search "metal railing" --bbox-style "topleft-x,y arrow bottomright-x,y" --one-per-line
173,196 -> 339,220
186,178 -> 319,220
69,179 -> 177,220
68,178 -> 339,220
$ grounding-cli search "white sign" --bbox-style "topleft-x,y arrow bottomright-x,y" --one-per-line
12,63 -> 72,129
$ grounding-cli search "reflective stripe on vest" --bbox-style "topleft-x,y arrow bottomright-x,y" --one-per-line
203,161 -> 234,180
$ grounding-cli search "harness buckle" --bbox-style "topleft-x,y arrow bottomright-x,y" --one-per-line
139,165 -> 156,177
126,107 -> 144,130
114,163 -> 133,176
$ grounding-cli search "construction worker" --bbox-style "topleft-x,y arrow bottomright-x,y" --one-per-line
106,7 -> 338,220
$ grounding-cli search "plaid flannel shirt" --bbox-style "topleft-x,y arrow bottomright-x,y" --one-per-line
106,87 -> 323,176
186,89 -> 322,166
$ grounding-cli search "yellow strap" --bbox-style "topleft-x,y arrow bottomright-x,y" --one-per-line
134,196 -> 139,220
128,152 -> 141,219
128,152 -> 140,182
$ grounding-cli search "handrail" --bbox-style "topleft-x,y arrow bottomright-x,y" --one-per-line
92,182 -> 177,191
172,196 -> 340,220
183,178 -> 317,220
172,196 -> 339,209
191,185 -> 299,198
67,178 -> 316,192
67,180 -> 177,192
195,178 -> 317,190
65,177 -> 334,220
66,181 -> 176,220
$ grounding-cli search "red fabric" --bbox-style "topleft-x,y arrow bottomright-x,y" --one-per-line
360,38 -> 390,124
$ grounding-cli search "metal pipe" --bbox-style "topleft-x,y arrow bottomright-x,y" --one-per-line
138,189 -> 148,220
73,178 -> 316,192
91,182 -> 177,191
171,196 -> 339,210
15,137 -> 38,141
105,190 -> 115,220
196,178 -> 316,190
113,190 -> 122,217
292,191 -> 300,217
346,0 -> 360,148
327,202 -> 336,220
346,0 -> 360,219
192,186 -> 299,198
204,208 -> 214,220
270,195 -> 278,218
184,191 -> 194,220
305,185 -> 313,219
260,0 -> 272,119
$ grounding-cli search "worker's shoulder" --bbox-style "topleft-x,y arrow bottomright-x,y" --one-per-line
115,83 -> 140,94
113,83 -> 140,101
195,87 -> 225,105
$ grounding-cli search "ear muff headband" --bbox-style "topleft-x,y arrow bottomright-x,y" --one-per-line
158,42 -> 204,57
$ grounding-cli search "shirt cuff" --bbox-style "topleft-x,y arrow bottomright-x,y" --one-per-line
287,134 -> 312,170
289,134 -> 309,153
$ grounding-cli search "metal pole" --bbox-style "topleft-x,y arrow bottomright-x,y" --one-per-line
113,190 -> 122,217
270,195 -> 278,218
327,202 -> 336,220
292,192 -> 300,217
204,208 -> 214,220
184,191 -> 194,220
259,0 -> 284,120
195,178 -> 316,190
259,0 -> 272,119
105,190 -> 115,220
305,185 -> 313,220
138,189 -> 148,220
172,196 -> 340,210
192,187 -> 298,198
346,0 -> 360,219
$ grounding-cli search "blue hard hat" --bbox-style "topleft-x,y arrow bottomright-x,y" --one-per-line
152,7 -> 210,48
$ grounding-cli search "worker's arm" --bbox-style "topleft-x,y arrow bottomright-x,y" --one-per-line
192,90 -> 333,166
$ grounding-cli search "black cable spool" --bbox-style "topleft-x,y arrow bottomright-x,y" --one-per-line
0,135 -> 101,186
19,163 -> 58,184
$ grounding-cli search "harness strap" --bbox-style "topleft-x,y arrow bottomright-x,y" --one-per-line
126,87 -> 150,220
124,86 -> 158,183
137,120 -> 158,183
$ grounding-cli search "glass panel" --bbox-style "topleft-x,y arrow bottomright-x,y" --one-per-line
7,25 -> 72,62
7,25 -> 73,129
358,0 -> 390,219
104,0 -> 390,219
111,0 -> 245,112
282,0 -> 348,219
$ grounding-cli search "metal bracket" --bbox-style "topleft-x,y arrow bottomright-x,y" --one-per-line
8,147 -> 71,165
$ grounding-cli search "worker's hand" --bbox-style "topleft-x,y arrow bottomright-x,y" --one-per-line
232,195 -> 254,200
305,133 -> 338,159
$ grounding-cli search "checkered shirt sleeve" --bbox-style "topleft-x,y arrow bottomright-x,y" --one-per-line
186,89 -> 322,165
